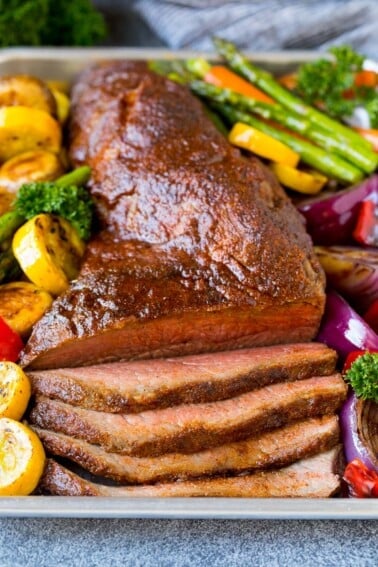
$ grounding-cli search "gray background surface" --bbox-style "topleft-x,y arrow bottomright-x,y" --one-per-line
0,517 -> 377,566
1,2 -> 377,565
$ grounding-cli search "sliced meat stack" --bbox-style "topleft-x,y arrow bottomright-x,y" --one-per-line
21,60 -> 326,370
28,343 -> 347,497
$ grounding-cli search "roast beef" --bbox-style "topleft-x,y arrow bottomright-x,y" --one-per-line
33,415 -> 339,484
21,61 -> 325,370
39,447 -> 342,497
27,343 -> 337,413
29,374 -> 347,456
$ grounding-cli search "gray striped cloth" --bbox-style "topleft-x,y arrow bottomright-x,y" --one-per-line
134,0 -> 378,57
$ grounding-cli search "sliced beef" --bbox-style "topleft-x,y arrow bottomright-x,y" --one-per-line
27,343 -> 337,413
29,374 -> 347,457
33,415 -> 340,484
39,448 -> 342,497
21,61 -> 325,370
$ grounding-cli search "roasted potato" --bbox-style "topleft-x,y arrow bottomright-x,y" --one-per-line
0,75 -> 57,116
12,214 -> 85,296
0,281 -> 53,338
0,150 -> 64,193
0,106 -> 62,163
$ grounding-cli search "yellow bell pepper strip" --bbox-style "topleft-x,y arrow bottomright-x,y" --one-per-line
12,213 -> 85,296
0,282 -> 53,338
0,417 -> 45,496
0,361 -> 31,420
0,106 -> 61,162
270,163 -> 327,195
229,122 -> 300,167
0,316 -> 23,362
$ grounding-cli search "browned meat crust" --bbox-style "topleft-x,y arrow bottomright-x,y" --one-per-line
29,374 -> 347,457
33,415 -> 340,484
27,343 -> 337,413
39,448 -> 342,498
21,61 -> 325,370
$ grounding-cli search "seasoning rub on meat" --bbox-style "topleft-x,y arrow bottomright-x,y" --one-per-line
21,60 -> 325,370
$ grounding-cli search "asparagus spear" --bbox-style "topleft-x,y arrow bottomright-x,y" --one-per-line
190,80 -> 375,174
213,103 -> 364,183
213,37 -> 376,156
0,248 -> 21,283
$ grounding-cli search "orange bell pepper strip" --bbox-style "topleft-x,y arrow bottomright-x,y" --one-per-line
354,128 -> 378,152
354,70 -> 377,88
205,66 -> 274,104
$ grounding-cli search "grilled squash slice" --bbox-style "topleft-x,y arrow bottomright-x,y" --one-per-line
12,214 -> 85,296
0,106 -> 62,163
0,281 -> 53,338
0,150 -> 64,192
0,418 -> 45,496
51,89 -> 70,124
0,75 -> 57,116
0,362 -> 31,421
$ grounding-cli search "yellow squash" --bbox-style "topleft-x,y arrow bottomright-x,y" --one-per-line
0,282 -> 53,338
0,362 -> 31,421
0,150 -> 64,193
229,122 -> 300,167
0,418 -> 45,496
12,214 -> 85,296
51,89 -> 70,124
270,162 -> 327,194
0,106 -> 61,163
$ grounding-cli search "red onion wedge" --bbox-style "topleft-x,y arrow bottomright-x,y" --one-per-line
315,246 -> 378,313
297,174 -> 378,245
316,290 -> 378,361
340,392 -> 378,473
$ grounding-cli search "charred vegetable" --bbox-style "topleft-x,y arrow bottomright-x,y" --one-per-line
0,150 -> 64,193
0,281 -> 53,338
0,362 -> 31,420
315,245 -> 378,312
12,213 -> 85,296
0,75 -> 57,116
0,418 -> 45,496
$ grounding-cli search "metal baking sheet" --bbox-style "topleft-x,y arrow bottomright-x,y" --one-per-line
0,46 -> 376,520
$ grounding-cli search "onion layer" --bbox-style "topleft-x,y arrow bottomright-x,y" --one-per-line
340,392 -> 378,473
297,174 -> 378,245
317,290 -> 378,361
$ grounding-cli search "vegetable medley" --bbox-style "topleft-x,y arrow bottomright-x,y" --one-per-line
1,41 -> 378,497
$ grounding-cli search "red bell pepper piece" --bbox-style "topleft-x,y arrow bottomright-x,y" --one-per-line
0,316 -> 23,362
353,200 -> 378,246
363,299 -> 378,334
343,348 -> 378,373
344,459 -> 378,498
